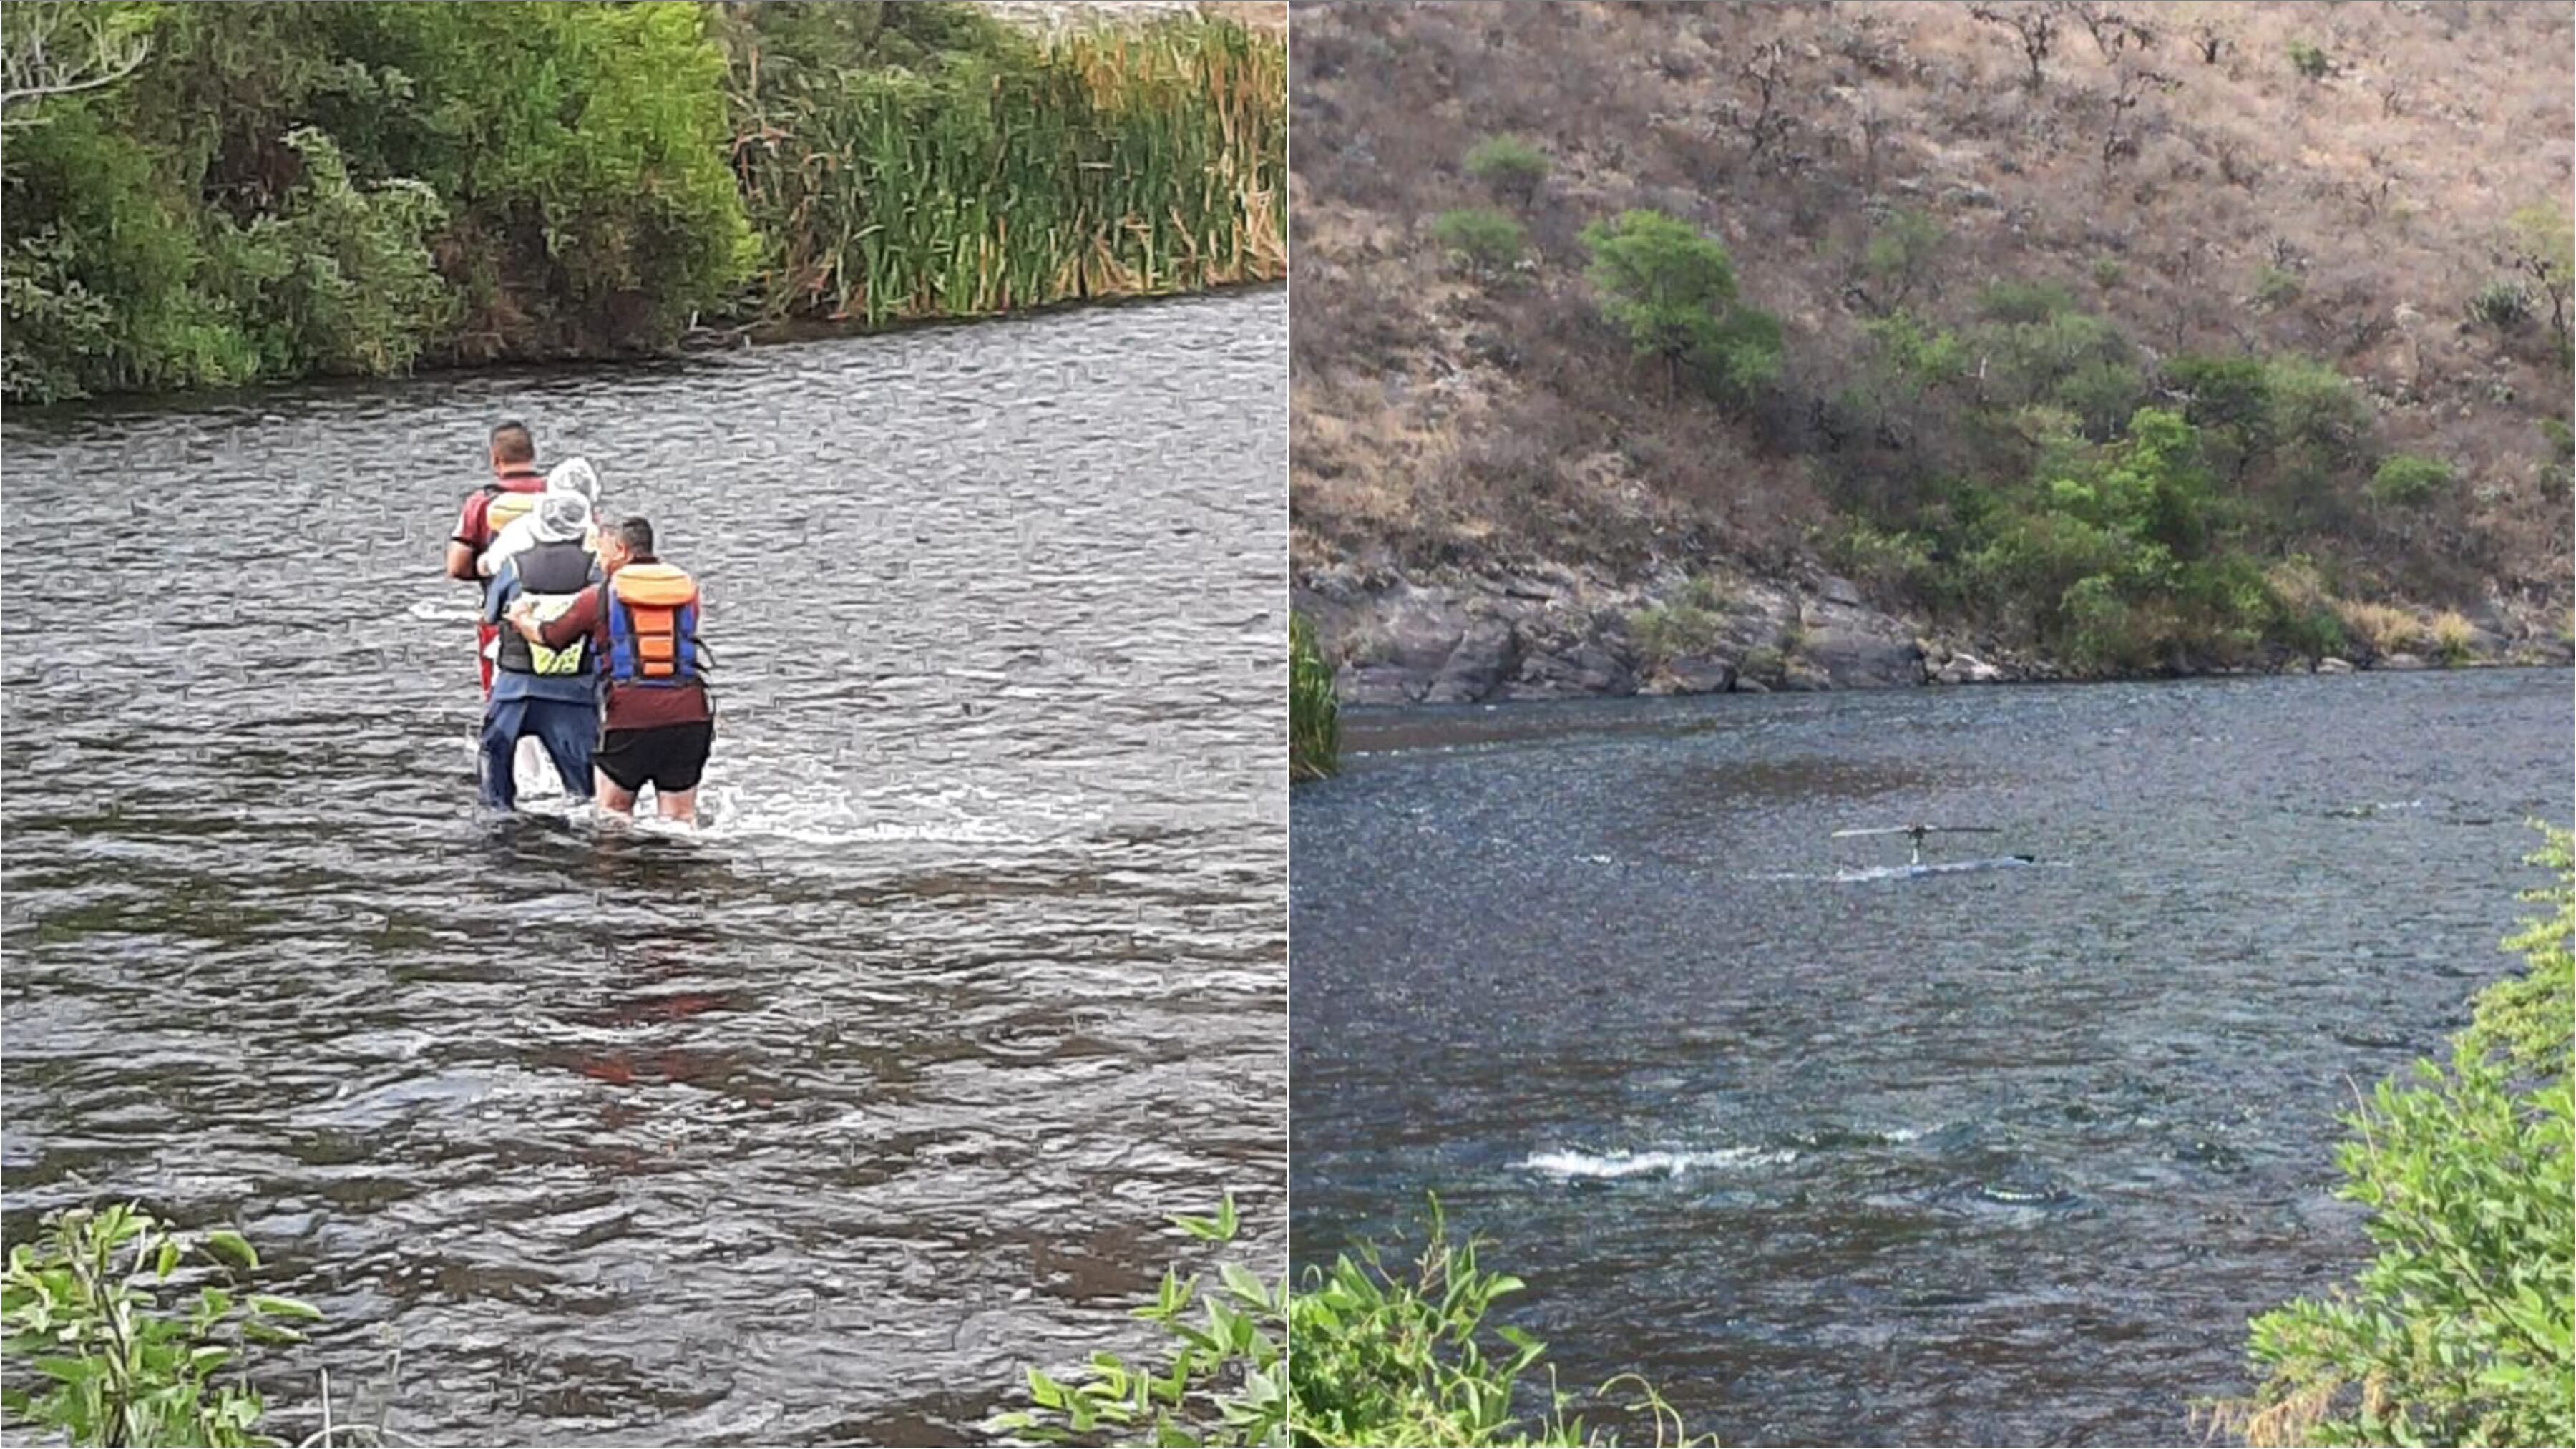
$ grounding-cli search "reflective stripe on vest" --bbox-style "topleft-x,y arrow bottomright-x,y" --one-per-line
606,562 -> 700,686
494,540 -> 597,677
485,491 -> 540,536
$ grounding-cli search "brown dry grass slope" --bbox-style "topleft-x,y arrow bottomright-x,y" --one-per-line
1289,1 -> 2572,623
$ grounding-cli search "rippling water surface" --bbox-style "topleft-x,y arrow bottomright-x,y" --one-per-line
3,291 -> 1286,1445
1291,670 -> 2570,1447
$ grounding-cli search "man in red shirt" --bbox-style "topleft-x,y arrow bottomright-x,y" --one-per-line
507,514 -> 713,825
446,420 -> 550,696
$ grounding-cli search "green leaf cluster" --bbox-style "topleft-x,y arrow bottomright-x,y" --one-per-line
2,1204 -> 323,1448
997,1197 -> 1711,1448
2227,829 -> 2574,1448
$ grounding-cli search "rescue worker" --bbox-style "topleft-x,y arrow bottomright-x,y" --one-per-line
479,492 -> 603,811
445,419 -> 550,697
507,515 -> 712,825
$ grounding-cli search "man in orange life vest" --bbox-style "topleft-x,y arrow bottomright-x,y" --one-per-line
506,515 -> 712,824
444,419 -> 550,696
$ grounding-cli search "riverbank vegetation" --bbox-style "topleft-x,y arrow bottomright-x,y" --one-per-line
997,1196 -> 1707,1447
0,1 -> 1284,403
1291,2 -> 2571,676
1,1204 -> 321,1447
1290,612 -> 1340,781
2218,827 -> 2573,1446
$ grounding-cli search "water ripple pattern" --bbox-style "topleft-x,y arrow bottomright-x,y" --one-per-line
3,289 -> 1287,1445
1289,670 -> 2570,1448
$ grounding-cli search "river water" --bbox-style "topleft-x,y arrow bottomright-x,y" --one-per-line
2,290 -> 1287,1445
1290,668 -> 2571,1447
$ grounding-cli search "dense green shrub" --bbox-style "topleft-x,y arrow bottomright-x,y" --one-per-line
1,1 -> 758,399
2288,39 -> 2331,79
2,1 -> 1284,399
1433,208 -> 1528,277
2254,264 -> 2305,310
2470,280 -> 2533,330
1464,134 -> 1550,208
1820,520 -> 1938,602
1857,208 -> 1943,313
2366,454 -> 2455,509
1629,577 -> 1733,668
2225,831 -> 2572,1448
1976,278 -> 2078,324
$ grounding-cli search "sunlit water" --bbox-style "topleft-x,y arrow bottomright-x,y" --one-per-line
3,290 -> 1287,1445
1290,670 -> 2570,1447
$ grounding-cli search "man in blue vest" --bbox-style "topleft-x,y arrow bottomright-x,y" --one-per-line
479,491 -> 602,811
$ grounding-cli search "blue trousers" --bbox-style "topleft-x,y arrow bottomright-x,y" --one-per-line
479,696 -> 597,809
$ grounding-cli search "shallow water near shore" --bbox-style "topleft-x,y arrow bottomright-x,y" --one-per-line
1290,668 -> 2570,1447
3,290 -> 1287,1445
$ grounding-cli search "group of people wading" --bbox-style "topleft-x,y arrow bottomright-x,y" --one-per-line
443,420 -> 713,824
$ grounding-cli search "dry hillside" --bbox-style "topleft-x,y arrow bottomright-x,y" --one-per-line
1290,1 -> 2573,693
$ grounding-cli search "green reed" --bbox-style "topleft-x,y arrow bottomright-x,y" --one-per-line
1290,611 -> 1340,782
729,16 -> 1284,326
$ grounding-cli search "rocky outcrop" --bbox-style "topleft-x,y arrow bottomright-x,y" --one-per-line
1297,564 -> 2563,708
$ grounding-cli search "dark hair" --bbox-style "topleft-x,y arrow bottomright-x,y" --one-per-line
612,516 -> 655,555
489,419 -> 535,464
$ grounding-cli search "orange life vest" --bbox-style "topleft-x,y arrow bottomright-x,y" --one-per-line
605,562 -> 702,686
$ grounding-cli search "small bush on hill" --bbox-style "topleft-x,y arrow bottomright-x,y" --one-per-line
2471,281 -> 2533,330
1464,133 -> 1550,208
2367,454 -> 2454,509
1433,208 -> 1528,278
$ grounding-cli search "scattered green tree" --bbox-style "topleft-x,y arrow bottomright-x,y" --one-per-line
1853,208 -> 1944,316
1463,133 -> 1550,209
1579,208 -> 1780,404
2504,204 -> 2573,348
1433,208 -> 1528,279
2288,39 -> 2331,80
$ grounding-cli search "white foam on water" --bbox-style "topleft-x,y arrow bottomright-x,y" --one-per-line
1521,1146 -> 1796,1180
407,599 -> 481,625
688,781 -> 1050,851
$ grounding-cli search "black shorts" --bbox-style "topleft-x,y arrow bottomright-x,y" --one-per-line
594,722 -> 713,794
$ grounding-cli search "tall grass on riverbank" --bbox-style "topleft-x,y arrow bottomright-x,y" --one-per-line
726,14 -> 1284,326
2213,827 -> 2572,1447
1290,612 -> 1340,782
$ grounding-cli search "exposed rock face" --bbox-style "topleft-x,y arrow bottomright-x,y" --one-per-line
1798,607 -> 1927,688
1298,565 -> 2551,708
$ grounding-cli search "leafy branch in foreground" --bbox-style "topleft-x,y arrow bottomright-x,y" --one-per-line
2,1202 -> 323,1448
995,1195 -> 1712,1447
2211,825 -> 2572,1448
